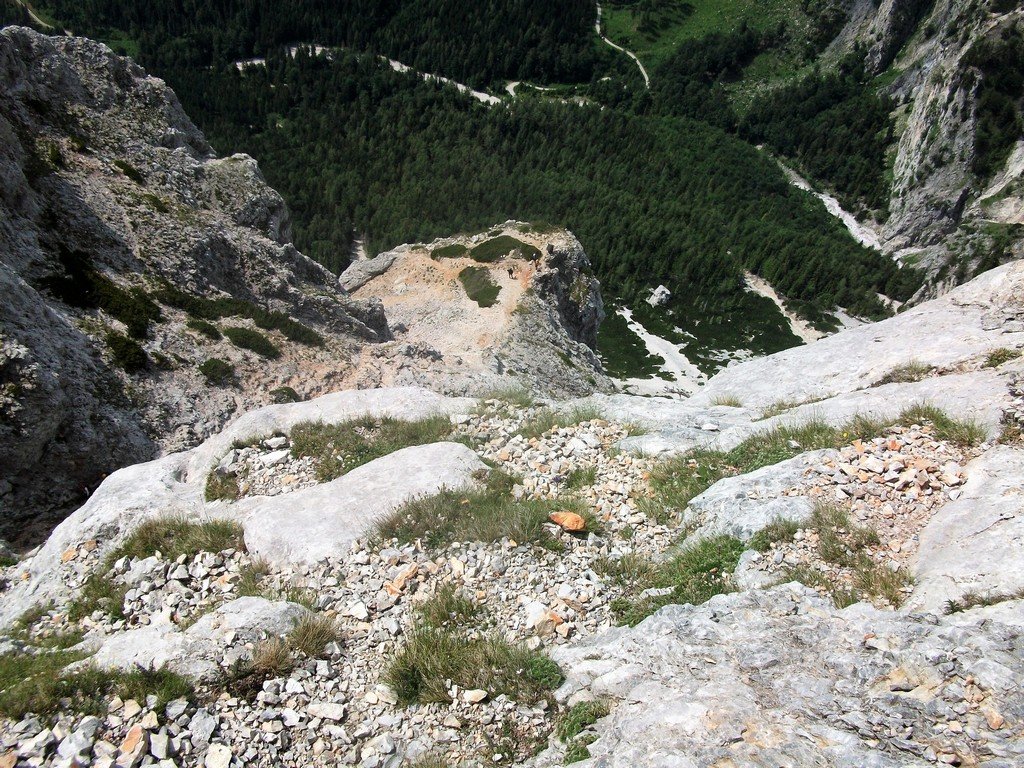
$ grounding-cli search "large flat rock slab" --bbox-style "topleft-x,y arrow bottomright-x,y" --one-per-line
237,442 -> 486,566
539,585 -> 1024,767
684,450 -> 837,541
0,387 -> 474,629
907,446 -> 1024,613
695,261 -> 1024,410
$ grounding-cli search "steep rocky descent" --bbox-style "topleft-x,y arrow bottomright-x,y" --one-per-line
825,0 -> 1023,283
340,222 -> 612,399
0,27 -> 393,545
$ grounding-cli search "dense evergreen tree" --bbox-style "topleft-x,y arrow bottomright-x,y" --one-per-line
966,23 -> 1024,181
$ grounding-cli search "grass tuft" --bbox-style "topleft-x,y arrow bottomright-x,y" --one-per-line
287,613 -> 340,659
983,348 -> 1021,368
709,394 -> 743,407
205,469 -> 240,502
874,361 -> 933,386
416,585 -> 482,630
385,627 -> 561,706
518,405 -> 604,440
944,588 -> 1024,614
748,518 -> 801,551
290,415 -> 452,482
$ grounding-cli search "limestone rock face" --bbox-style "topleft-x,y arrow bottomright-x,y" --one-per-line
239,442 -> 486,567
909,446 -> 1024,613
0,27 -> 387,543
540,585 -> 1024,768
0,386 -> 473,628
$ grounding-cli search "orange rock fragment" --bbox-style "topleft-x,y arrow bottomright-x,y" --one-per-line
549,511 -> 586,532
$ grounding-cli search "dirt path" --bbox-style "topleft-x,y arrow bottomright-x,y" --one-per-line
595,3 -> 650,89
17,0 -> 53,29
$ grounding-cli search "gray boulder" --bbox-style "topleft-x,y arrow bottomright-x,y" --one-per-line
239,442 -> 487,566
908,446 -> 1024,613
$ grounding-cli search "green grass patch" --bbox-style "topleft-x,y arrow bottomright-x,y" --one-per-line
944,588 -> 1024,615
748,518 -> 801,552
558,700 -> 610,763
374,482 -> 586,550
223,326 -> 280,359
199,358 -> 234,386
205,469 -> 240,502
287,613 -> 339,659
0,653 -> 193,719
641,405 -> 987,523
709,394 -> 743,407
416,585 -> 483,630
469,235 -> 541,263
603,535 -> 745,626
430,243 -> 469,259
984,348 -> 1021,368
565,465 -> 598,490
476,385 -> 536,409
874,361 -> 933,386
290,414 -> 452,482
458,265 -> 501,308
518,405 -> 605,440
68,517 -> 244,621
385,627 -> 561,705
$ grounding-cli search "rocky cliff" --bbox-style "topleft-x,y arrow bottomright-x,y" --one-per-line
0,29 -> 606,546
830,0 -> 1023,284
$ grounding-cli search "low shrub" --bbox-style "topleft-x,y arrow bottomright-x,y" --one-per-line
469,236 -> 541,263
188,318 -> 222,340
224,326 -> 280,359
458,266 -> 501,308
113,158 -> 145,184
199,358 -> 234,386
270,386 -> 301,403
105,331 -> 148,373
290,415 -> 452,482
430,243 -> 468,259
153,285 -> 324,347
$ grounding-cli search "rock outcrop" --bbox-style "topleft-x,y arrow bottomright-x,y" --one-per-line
0,27 -> 389,543
341,222 -> 612,398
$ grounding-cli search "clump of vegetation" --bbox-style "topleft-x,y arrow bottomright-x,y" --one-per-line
105,330 -> 148,373
565,465 -> 598,490
748,518 -> 801,552
69,517 -> 244,621
944,588 -> 1024,615
288,613 -> 340,658
153,285 -> 324,347
270,386 -> 301,403
187,318 -> 222,340
40,248 -> 162,339
416,585 -> 483,630
458,265 -> 501,308
237,557 -> 271,597
476,385 -> 536,409
430,243 -> 468,259
224,326 -> 280,359
469,236 -> 541,263
199,358 -> 235,386
290,415 -> 452,482
641,405 -> 986,524
709,394 -> 743,407
0,653 -> 193,719
874,361 -> 933,386
375,480 -> 584,551
517,405 -> 604,440
984,348 -> 1021,368
113,158 -> 145,184
385,584 -> 561,710
205,469 -> 240,501
601,535 -> 746,626
558,700 -> 610,764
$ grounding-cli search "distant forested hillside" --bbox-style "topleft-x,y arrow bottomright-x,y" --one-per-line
182,51 -> 916,326
31,0 -> 599,86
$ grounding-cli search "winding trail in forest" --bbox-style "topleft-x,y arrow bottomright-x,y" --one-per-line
16,1 -> 53,29
595,3 -> 650,89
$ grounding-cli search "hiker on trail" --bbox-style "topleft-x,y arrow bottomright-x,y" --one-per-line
508,266 -> 515,279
